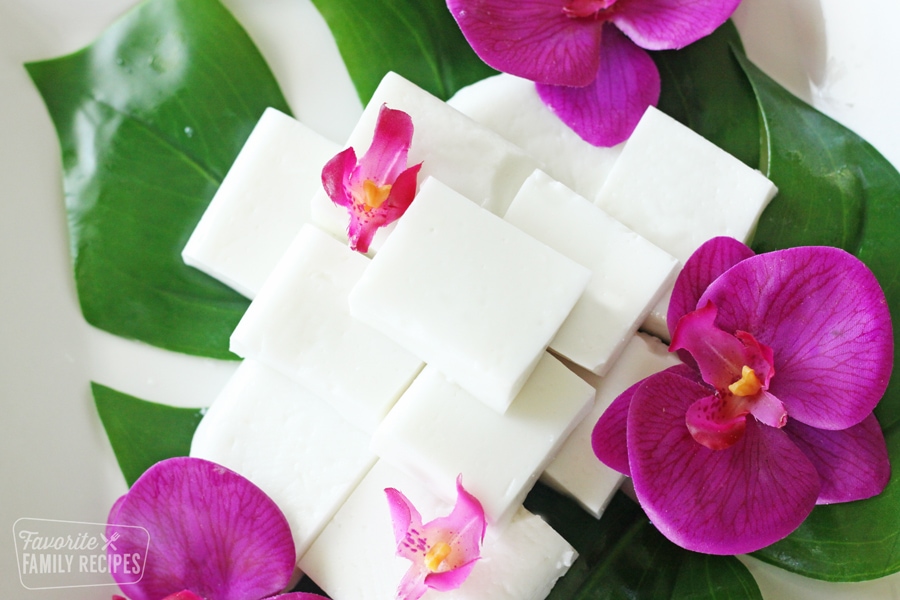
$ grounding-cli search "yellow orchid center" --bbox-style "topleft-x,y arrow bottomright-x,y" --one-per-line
424,541 -> 452,572
359,179 -> 392,211
728,366 -> 762,397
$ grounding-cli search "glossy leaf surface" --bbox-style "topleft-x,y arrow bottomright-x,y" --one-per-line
309,0 -> 497,104
93,382 -> 203,487
733,52 -> 900,580
653,20 -> 759,169
25,0 -> 290,358
525,485 -> 762,599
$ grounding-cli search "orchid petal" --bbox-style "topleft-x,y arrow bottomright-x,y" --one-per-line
669,301 -> 748,390
593,363 -> 699,475
385,487 -> 426,563
356,105 -> 416,185
749,390 -> 788,429
425,559 -> 480,591
420,476 -> 485,576
592,380 -> 637,476
787,414 -> 891,504
269,595 -> 332,600
612,0 -> 741,50
667,236 -> 755,335
320,146 -> 357,209
107,457 -> 295,600
447,0 -> 604,87
628,370 -> 820,554
161,592 -> 204,600
536,24 -> 660,147
701,246 -> 894,430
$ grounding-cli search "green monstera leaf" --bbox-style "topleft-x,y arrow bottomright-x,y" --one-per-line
25,0 -> 293,359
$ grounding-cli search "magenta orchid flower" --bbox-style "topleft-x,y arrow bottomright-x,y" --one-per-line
322,104 -> 423,253
446,0 -> 741,146
107,457 -> 328,600
386,476 -> 486,600
593,237 -> 893,555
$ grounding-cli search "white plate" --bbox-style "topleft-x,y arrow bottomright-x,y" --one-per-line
1,0 -> 898,598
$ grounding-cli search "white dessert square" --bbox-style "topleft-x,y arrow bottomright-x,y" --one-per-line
541,333 -> 680,517
504,170 -> 678,375
311,72 -> 540,246
448,74 -> 624,201
182,108 -> 340,298
190,359 -> 376,558
299,459 -> 577,600
349,177 -> 591,412
594,106 -> 777,338
371,354 -> 594,527
230,224 -> 423,434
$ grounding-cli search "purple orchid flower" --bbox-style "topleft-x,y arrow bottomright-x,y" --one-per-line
107,457 -> 328,600
446,0 -> 741,146
592,237 -> 893,555
321,104 -> 422,253
386,476 -> 486,600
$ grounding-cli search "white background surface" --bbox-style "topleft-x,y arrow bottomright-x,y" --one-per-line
1,0 -> 898,598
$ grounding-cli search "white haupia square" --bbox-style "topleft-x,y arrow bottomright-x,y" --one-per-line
372,353 -> 594,527
190,359 -> 376,558
448,73 -> 624,201
298,459 -> 577,600
541,333 -> 681,517
504,170 -> 678,375
230,224 -> 423,434
348,177 -> 590,413
594,106 -> 777,339
182,107 -> 340,298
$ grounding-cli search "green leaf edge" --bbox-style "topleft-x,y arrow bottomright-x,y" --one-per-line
733,49 -> 900,582
92,382 -> 204,488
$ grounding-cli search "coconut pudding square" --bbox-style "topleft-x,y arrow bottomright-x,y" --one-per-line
311,72 -> 540,246
371,353 -> 594,527
298,459 -> 577,600
230,224 -> 423,434
348,177 -> 590,413
504,170 -> 678,375
190,359 -> 376,558
448,73 -> 624,201
182,108 -> 340,298
541,333 -> 680,517
594,106 -> 777,338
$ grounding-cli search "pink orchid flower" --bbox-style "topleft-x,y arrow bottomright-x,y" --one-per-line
107,457 -> 328,600
321,104 -> 422,253
446,0 -> 741,146
386,476 -> 486,600
593,237 -> 893,555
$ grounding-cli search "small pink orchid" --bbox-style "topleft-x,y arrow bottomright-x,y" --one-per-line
593,237 -> 893,555
386,476 -> 486,600
322,104 -> 422,253
446,0 -> 741,146
107,457 -> 327,600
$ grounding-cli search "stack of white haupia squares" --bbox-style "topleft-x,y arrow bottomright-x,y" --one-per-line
184,72 -> 778,599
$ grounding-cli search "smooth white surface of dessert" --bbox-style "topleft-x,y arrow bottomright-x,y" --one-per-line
349,177 -> 590,413
372,354 -> 594,527
190,359 -> 376,558
504,170 -> 678,375
230,224 -> 423,434
182,107 -> 339,299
